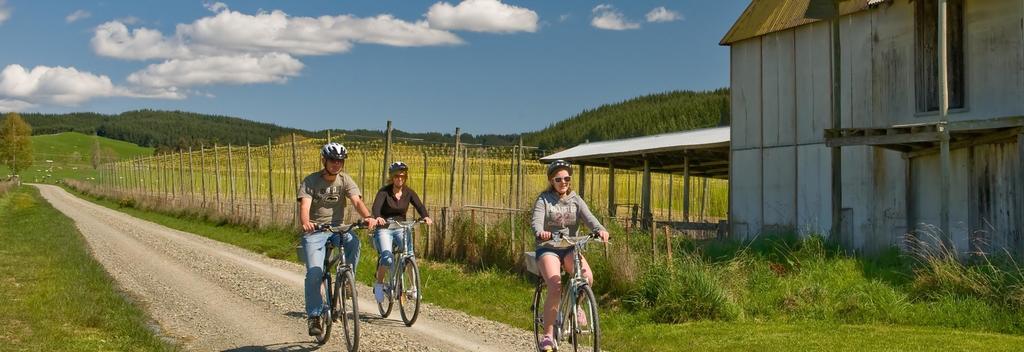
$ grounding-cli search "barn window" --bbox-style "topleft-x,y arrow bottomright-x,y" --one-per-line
915,0 -> 964,113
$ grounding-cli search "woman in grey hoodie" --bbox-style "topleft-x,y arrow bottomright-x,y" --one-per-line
532,160 -> 610,351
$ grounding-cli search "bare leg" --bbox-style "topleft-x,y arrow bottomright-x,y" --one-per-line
538,254 -> 562,337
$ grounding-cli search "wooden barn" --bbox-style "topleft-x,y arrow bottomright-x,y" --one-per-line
723,0 -> 1024,256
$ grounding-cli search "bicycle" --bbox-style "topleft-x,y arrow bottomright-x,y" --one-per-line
529,231 -> 603,352
375,218 -> 424,326
308,223 -> 365,351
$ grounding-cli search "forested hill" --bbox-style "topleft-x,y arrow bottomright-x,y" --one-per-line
19,89 -> 728,153
521,89 -> 730,150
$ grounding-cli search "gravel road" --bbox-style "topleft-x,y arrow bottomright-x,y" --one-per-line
35,184 -> 535,352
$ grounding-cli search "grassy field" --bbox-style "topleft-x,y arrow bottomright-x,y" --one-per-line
0,186 -> 175,351
62,184 -> 1024,351
0,132 -> 153,184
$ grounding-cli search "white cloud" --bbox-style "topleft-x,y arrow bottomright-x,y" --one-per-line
126,53 -> 304,88
645,7 -> 681,23
93,8 -> 463,61
559,14 -> 570,22
0,99 -> 34,112
426,0 -> 538,33
204,1 -> 228,13
116,16 -> 141,25
92,21 -> 192,60
0,0 -> 11,25
591,4 -> 639,30
66,9 -> 91,23
0,64 -> 181,107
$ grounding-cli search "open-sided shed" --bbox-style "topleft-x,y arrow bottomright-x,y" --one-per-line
540,126 -> 730,231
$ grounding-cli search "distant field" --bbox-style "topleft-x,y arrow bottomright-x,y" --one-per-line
1,132 -> 153,183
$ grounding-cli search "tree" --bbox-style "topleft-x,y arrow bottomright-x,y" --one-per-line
0,113 -> 33,175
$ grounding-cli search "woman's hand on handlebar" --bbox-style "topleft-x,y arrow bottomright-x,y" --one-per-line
374,217 -> 386,227
536,231 -> 552,241
421,216 -> 433,225
302,221 -> 317,233
597,230 -> 610,242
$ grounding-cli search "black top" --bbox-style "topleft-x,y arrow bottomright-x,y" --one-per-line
371,185 -> 430,221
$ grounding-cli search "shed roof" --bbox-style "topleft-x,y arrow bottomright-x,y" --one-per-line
539,126 -> 730,179
720,0 -> 887,46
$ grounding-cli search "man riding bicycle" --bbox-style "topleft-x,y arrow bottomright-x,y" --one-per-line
297,142 -> 376,336
532,160 -> 610,351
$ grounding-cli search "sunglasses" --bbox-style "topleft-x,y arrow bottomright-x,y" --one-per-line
552,176 -> 572,183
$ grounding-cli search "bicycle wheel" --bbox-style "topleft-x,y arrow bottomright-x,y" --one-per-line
569,285 -> 600,352
315,276 -> 333,345
531,281 -> 546,350
336,268 -> 360,352
397,257 -> 421,326
377,271 -> 394,318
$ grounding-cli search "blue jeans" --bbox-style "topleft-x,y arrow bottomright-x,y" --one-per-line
372,228 -> 406,269
300,231 -> 361,317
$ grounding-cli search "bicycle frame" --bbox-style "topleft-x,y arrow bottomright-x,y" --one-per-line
553,238 -> 591,340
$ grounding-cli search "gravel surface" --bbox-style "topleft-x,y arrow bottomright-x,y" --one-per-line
36,184 -> 536,352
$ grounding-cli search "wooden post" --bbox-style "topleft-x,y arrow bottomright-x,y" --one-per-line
650,224 -> 657,257
228,144 -> 236,215
665,226 -> 673,266
188,147 -> 195,204
478,150 -> 484,206
700,177 -> 709,222
461,147 -> 468,207
200,144 -> 207,206
214,144 -> 221,212
683,154 -> 691,222
246,143 -> 254,221
608,163 -> 616,218
422,149 -> 429,206
579,164 -> 587,200
516,137 -> 523,210
267,138 -> 275,222
508,146 -> 515,209
291,134 -> 299,225
178,150 -> 185,204
939,125 -> 952,249
667,172 -> 673,222
905,154 -> 916,251
382,120 -> 393,187
642,158 -> 652,231
448,128 -> 460,210
829,7 -> 844,244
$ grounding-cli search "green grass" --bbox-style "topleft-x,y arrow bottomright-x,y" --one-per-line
62,184 -> 1024,351
0,186 -> 175,351
0,132 -> 153,184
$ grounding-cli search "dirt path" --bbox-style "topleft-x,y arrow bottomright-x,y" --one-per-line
34,184 -> 534,352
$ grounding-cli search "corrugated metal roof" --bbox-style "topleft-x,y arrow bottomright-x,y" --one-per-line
540,126 -> 730,162
720,0 -> 883,45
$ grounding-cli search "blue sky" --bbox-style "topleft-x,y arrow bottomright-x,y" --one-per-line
0,1 -> 747,134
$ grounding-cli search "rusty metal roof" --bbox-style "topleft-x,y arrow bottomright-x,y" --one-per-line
720,0 -> 886,46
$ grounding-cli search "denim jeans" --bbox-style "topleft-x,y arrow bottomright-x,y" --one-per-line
372,228 -> 406,269
300,230 -> 361,317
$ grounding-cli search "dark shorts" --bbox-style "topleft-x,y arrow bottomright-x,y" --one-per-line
535,245 -> 574,261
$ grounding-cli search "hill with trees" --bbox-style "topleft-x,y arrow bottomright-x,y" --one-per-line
18,89 -> 729,153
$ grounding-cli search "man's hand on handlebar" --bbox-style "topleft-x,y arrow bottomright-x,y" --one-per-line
363,217 -> 377,230
302,221 -> 317,233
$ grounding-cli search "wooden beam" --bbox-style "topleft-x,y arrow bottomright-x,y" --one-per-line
904,127 -> 1023,159
949,116 -> 1024,131
642,159 -> 652,231
825,131 -> 943,147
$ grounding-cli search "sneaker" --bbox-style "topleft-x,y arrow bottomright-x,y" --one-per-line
539,335 -> 556,351
576,307 -> 588,327
307,316 -> 322,336
374,283 -> 386,303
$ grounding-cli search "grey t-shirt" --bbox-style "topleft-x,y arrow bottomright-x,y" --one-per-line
531,190 -> 604,242
297,171 -> 362,225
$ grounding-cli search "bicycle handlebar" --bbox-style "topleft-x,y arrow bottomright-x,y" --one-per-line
315,222 -> 368,234
385,218 -> 427,229
538,231 -> 605,249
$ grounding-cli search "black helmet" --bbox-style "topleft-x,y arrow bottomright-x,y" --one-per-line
388,161 -> 409,175
546,160 -> 572,178
321,142 -> 348,160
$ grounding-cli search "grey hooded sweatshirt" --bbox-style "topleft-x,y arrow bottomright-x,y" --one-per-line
531,190 -> 605,243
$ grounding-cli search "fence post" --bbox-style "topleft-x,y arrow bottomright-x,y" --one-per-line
188,147 -> 195,204
178,150 -> 185,205
291,134 -> 299,225
478,150 -> 484,206
200,144 -> 207,206
683,154 -> 691,222
268,138 -> 275,223
422,150 -> 428,206
246,143 -> 254,221
651,225 -> 657,257
214,144 -> 221,212
508,146 -> 515,209
228,144 -> 236,215
448,127 -> 460,211
382,120 -> 393,187
516,137 -> 523,210
460,147 -> 468,207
